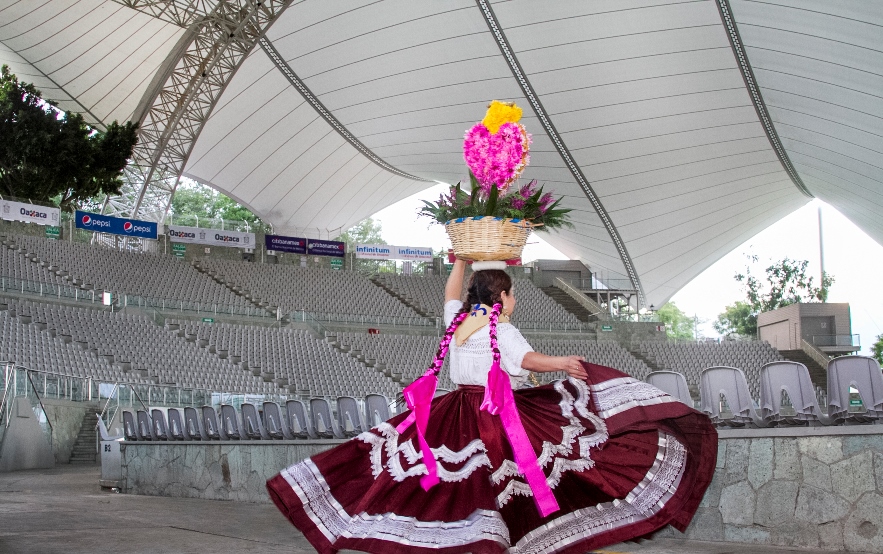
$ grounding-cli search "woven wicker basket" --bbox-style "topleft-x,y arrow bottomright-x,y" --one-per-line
445,217 -> 533,261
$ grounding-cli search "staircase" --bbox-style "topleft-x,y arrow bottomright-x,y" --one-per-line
69,411 -> 98,464
540,287 -> 592,322
780,349 -> 828,388
369,277 -> 435,319
625,344 -> 663,373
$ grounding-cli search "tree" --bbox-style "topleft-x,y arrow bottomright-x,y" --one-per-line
713,301 -> 757,337
335,217 -> 386,246
715,255 -> 834,338
657,302 -> 695,340
872,334 -> 883,366
0,65 -> 138,210
170,179 -> 265,228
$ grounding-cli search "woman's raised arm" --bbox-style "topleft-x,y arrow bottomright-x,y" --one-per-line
522,352 -> 588,380
445,258 -> 467,303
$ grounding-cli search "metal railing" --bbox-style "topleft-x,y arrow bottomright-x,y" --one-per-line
812,334 -> 860,348
122,292 -> 273,319
0,275 -> 100,305
292,310 -> 437,328
0,363 -> 56,449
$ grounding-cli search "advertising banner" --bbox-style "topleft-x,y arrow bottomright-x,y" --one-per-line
167,225 -> 255,248
75,210 -> 158,240
0,199 -> 60,226
306,238 -> 345,258
355,244 -> 393,260
394,246 -> 433,262
265,234 -> 306,254
355,244 -> 433,261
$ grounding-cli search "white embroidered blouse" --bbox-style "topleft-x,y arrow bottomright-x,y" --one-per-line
444,299 -> 533,388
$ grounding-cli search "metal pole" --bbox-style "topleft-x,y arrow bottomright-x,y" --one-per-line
818,205 -> 826,301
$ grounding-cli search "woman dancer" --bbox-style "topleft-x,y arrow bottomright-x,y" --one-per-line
267,259 -> 717,553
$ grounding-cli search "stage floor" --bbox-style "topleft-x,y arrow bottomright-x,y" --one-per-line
0,465 -> 844,554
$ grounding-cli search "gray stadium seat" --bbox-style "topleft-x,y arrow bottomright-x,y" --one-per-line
646,371 -> 694,407
262,401 -> 292,439
336,396 -> 365,437
364,394 -> 391,427
285,399 -> 315,439
699,366 -> 767,427
167,408 -> 185,440
151,409 -> 169,440
240,403 -> 269,440
310,398 -> 342,439
201,406 -> 222,440
122,410 -> 138,441
183,406 -> 206,440
827,355 -> 883,424
759,361 -> 829,426
220,404 -> 246,440
136,409 -> 155,440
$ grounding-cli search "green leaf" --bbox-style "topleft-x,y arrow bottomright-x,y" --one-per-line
485,185 -> 499,216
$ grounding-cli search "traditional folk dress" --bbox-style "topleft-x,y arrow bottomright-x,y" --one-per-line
267,301 -> 718,554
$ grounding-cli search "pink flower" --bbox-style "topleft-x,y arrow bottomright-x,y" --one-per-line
539,192 -> 554,213
463,121 -> 531,191
510,196 -> 526,210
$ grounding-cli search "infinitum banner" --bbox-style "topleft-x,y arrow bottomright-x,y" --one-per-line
167,225 -> 255,248
1,199 -> 61,226
355,244 -> 433,261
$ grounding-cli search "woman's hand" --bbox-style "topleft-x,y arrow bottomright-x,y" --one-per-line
559,355 -> 588,380
523,352 -> 588,380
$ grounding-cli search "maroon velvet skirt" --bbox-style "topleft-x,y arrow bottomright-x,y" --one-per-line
267,362 -> 717,554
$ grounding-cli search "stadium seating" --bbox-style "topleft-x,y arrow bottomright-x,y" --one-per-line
197,258 -> 423,319
635,340 -> 784,398
9,235 -> 251,309
375,273 -> 583,326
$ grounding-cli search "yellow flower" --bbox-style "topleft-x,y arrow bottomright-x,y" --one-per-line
482,100 -> 522,134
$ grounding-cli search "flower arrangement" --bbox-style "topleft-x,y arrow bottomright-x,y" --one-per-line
419,100 -> 571,231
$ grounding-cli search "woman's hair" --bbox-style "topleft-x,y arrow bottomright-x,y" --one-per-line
464,269 -> 512,308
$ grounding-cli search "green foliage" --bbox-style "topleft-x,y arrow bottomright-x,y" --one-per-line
657,302 -> 695,340
872,334 -> 883,366
418,172 -> 572,231
713,301 -> 757,338
170,180 -> 264,227
715,255 -> 835,338
0,65 -> 138,210
335,217 -> 386,246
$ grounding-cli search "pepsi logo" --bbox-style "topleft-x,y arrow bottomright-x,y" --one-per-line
123,221 -> 133,232
82,215 -> 91,225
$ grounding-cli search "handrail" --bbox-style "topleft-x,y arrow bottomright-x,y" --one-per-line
292,310 -> 436,328
98,382 -> 120,429
25,370 -> 53,449
800,339 -> 832,371
553,277 -> 607,320
0,362 -> 13,428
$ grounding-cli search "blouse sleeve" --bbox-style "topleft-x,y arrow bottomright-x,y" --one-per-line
497,324 -> 533,379
444,299 -> 464,327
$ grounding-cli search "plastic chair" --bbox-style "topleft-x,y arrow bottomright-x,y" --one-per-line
241,403 -> 269,439
827,355 -> 883,424
336,396 -> 365,437
167,408 -> 185,440
122,410 -> 139,441
136,409 -> 155,440
285,399 -> 315,439
183,406 -> 206,440
699,366 -> 767,427
201,406 -> 222,440
759,361 -> 829,425
310,398 -> 343,439
151,408 -> 169,440
364,394 -> 391,428
262,401 -> 292,440
646,371 -> 694,407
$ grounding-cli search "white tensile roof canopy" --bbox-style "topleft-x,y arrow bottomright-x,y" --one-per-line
1,0 -> 880,308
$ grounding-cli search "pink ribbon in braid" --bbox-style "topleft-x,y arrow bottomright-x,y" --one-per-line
395,308 -> 469,490
480,303 -> 560,517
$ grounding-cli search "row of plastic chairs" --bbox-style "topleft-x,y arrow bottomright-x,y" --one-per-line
647,356 -> 883,427
122,394 -> 393,441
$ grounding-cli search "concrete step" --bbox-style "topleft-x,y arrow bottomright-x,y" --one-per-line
779,349 -> 827,388
540,287 -> 591,322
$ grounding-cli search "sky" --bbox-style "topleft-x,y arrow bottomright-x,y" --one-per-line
372,185 -> 883,357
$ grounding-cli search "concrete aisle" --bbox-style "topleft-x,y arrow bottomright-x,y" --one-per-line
0,465 -> 842,554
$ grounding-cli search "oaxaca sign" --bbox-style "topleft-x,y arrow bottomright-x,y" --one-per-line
168,225 -> 255,248
75,210 -> 157,240
1,199 -> 60,226
355,244 -> 433,262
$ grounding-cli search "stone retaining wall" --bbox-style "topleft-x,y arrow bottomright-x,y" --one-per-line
120,428 -> 883,552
